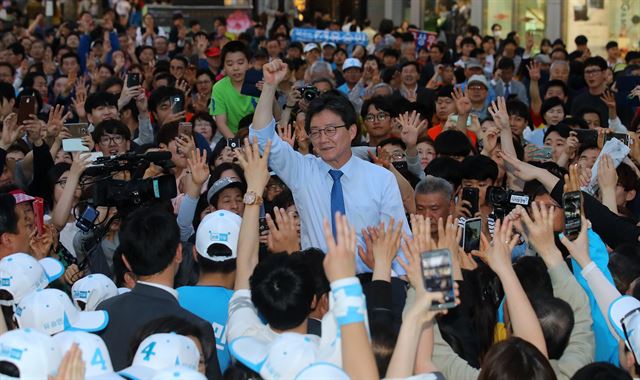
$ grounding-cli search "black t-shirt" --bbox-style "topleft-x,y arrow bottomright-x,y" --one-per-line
569,90 -> 609,127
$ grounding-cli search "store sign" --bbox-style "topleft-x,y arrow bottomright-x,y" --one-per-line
410,29 -> 438,52
291,28 -> 369,45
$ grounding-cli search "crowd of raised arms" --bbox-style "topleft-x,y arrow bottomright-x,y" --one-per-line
1,1 -> 640,379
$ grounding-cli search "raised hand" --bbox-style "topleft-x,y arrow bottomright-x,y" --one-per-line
55,343 -> 85,380
266,206 -> 300,254
527,61 -> 541,82
235,137 -> 272,192
276,122 -> 296,147
409,213 -> 435,253
357,226 -> 378,270
0,113 -> 25,150
322,213 -> 357,282
560,216 -> 591,268
515,203 -> 560,263
368,147 -> 391,169
488,96 -> 510,131
500,151 -> 539,181
600,90 -> 616,112
564,164 -> 581,193
72,84 -> 87,120
69,152 -> 93,179
195,34 -> 209,56
262,59 -> 289,86
452,86 -> 471,115
472,218 -> 519,277
186,148 -> 209,197
398,110 -> 429,150
597,154 -> 617,191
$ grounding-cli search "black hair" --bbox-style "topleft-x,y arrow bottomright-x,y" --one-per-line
250,253 -> 315,330
60,52 -> 80,65
571,362 -> 632,380
507,99 -> 533,127
157,121 -> 180,146
606,41 -> 619,50
93,119 -> 132,142
478,337 -> 555,380
575,107 -> 603,126
543,123 -> 571,141
399,60 -> 420,72
45,163 -> 72,208
436,85 -> 454,99
148,86 -> 184,114
609,243 -> 640,293
544,80 -> 568,98
540,97 -> 565,123
0,82 -> 16,104
460,36 -> 476,48
425,156 -> 463,190
291,248 -> 330,301
198,245 -> 236,274
21,71 -> 46,90
170,55 -> 189,68
305,91 -> 357,133
118,206 -> 180,276
221,40 -> 251,65
370,320 -> 398,378
97,77 -> 124,94
434,130 -> 473,158
84,92 -> 118,115
513,256 -> 553,299
583,56 -> 607,71
0,194 -> 18,236
361,95 -> 394,119
531,297 -> 574,360
497,57 -> 515,71
7,42 -> 25,58
210,162 -> 245,185
382,48 -> 400,59
268,189 -> 295,216
377,137 -> 406,151
460,155 -> 498,182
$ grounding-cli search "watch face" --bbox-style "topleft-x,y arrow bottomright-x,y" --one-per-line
244,193 -> 256,204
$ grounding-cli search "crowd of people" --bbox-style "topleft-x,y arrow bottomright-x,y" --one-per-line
1,1 -> 640,379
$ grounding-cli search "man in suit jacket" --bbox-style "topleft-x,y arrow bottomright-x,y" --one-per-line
494,56 -> 529,105
97,207 -> 222,380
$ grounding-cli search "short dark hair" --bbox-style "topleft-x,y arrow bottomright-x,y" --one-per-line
170,55 -> 189,68
574,35 -> 588,46
61,52 -> 80,64
399,61 -> 419,72
377,137 -> 406,151
148,86 -> 184,114
250,253 -> 315,330
583,56 -> 607,71
425,156 -> 462,190
609,243 -> 640,293
606,41 -> 619,50
221,40 -> 251,64
540,96 -> 565,121
292,248 -> 330,300
544,80 -> 568,98
531,297 -> 574,360
478,338 -> 555,380
506,99 -> 532,126
497,57 -> 515,71
434,130 -> 473,158
571,362 -> 631,380
198,245 -> 236,274
460,155 -> 498,182
305,91 -> 357,133
119,207 -> 180,276
382,48 -> 400,59
157,121 -> 180,146
97,77 -> 123,93
93,119 -> 132,142
7,43 -> 25,58
21,71 -> 46,90
361,95 -> 394,118
543,123 -> 571,141
0,63 -> 14,78
85,92 -> 118,115
461,37 -> 476,48
0,82 -> 16,104
0,194 -> 18,236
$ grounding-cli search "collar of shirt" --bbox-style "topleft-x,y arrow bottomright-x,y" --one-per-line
318,153 -> 358,179
137,281 -> 179,300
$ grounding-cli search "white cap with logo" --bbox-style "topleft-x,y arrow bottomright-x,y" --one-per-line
342,58 -> 363,71
119,333 -> 200,380
195,210 -> 242,261
71,273 -> 120,311
0,328 -> 62,379
53,331 -> 123,380
15,288 -> 109,335
609,295 -> 640,354
0,252 -> 64,306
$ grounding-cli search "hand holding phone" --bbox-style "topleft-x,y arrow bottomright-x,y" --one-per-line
227,138 -> 241,150
127,72 -> 141,87
420,249 -> 457,310
170,95 -> 184,114
178,122 -> 193,137
462,217 -> 482,252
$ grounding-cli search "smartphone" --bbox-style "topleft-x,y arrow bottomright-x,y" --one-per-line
606,132 -> 631,146
462,187 -> 479,216
227,138 -> 241,150
178,122 -> 193,136
65,123 -> 89,138
75,204 -> 100,233
240,69 -> 264,98
170,94 -> 184,114
259,217 -> 269,233
462,217 -> 482,253
127,72 -> 140,87
573,129 -> 597,146
392,161 -> 408,172
33,197 -> 44,236
531,146 -> 553,161
17,95 -> 36,125
562,191 -> 582,241
420,249 -> 457,310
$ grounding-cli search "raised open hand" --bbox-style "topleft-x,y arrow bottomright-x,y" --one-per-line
266,206 -> 300,254
235,137 -> 272,192
452,86 -> 471,115
398,110 -> 429,150
277,122 -> 296,147
488,96 -> 510,131
322,213 -> 357,282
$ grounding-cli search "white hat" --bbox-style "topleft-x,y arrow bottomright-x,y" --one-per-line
467,74 -> 489,89
322,42 -> 337,49
115,0 -> 131,17
195,211 -> 242,261
609,295 -> 640,352
229,333 -> 347,380
53,331 -> 122,380
119,333 -> 200,380
72,273 -> 120,311
303,43 -> 320,53
295,363 -> 349,380
0,328 -> 62,379
15,288 -> 109,335
342,58 -> 363,71
0,252 -> 64,306
151,366 -> 206,380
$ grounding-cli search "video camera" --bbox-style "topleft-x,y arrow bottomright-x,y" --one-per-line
486,186 -> 530,219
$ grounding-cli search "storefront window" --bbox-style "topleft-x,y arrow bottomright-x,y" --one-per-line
485,0 -> 545,53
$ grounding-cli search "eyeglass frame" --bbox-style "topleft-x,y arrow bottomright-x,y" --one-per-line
584,68 -> 603,76
308,125 -> 348,140
364,112 -> 390,122
99,134 -> 125,146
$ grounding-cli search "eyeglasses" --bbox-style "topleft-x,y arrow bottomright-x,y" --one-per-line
584,69 -> 603,76
196,80 -> 211,85
390,152 -> 406,160
99,135 -> 125,145
364,113 -> 390,122
468,85 -> 486,91
308,125 -> 347,140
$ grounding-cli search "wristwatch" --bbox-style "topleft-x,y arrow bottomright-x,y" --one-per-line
243,191 -> 263,206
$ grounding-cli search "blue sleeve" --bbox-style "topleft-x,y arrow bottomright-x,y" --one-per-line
197,58 -> 209,70
78,34 -> 91,74
570,229 -> 619,365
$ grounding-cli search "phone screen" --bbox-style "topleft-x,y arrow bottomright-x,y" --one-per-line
563,191 -> 582,240
462,187 -> 479,216
463,217 -> 482,252
178,122 -> 193,136
420,249 -> 456,310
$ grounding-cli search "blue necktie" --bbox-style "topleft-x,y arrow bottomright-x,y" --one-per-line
504,83 -> 510,99
329,169 -> 345,237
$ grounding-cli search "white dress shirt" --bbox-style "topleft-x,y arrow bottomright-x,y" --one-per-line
250,119 -> 410,274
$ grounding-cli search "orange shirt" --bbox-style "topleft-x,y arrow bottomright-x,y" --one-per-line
427,123 -> 478,146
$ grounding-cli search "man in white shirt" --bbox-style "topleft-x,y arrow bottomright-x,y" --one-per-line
249,59 -> 410,274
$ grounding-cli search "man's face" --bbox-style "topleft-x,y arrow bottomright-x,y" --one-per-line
223,51 -> 250,83
509,114 -> 527,136
286,47 -> 301,59
164,138 -> 188,168
52,77 -> 68,96
608,47 -> 620,60
544,86 -> 566,102
215,187 -> 244,216
578,147 -> 599,173
266,40 -> 280,58
88,105 -> 118,126
532,193 -> 564,231
305,50 -> 319,64
140,48 -> 154,64
401,64 -> 418,87
467,83 -> 488,103
436,97 -> 455,121
334,51 -> 346,66
154,38 -> 168,55
309,110 -> 356,167
32,76 -> 48,100
429,47 -> 443,63
383,55 -> 397,68
584,65 -> 605,90
30,42 -> 45,60
461,43 -> 474,57
13,202 -> 34,252
381,143 -> 405,163
62,57 -> 79,76
0,97 -> 14,118
364,104 -> 392,138
415,192 -> 452,234
501,68 -> 514,83
343,67 -> 362,86
154,99 -> 173,126
0,66 -> 13,84
322,47 -> 335,61
461,178 -> 494,207
170,59 -> 186,80
97,132 -> 129,155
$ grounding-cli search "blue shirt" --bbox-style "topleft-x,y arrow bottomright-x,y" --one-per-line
177,286 -> 233,372
249,119 -> 410,274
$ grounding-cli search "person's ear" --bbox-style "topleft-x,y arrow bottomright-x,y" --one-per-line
121,254 -> 133,273
319,293 -> 330,315
124,272 -> 137,289
310,294 -> 318,309
175,243 -> 183,264
626,190 -> 636,203
86,113 -> 94,125
192,245 -> 199,262
349,123 -> 357,141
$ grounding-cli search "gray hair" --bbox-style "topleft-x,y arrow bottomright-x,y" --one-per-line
550,60 -> 569,71
365,82 -> 393,99
415,175 -> 454,200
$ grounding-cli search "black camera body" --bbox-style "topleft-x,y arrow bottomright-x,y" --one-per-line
298,85 -> 319,101
93,175 -> 177,209
486,186 -> 530,219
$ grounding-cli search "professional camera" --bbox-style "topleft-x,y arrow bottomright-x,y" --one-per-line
486,186 -> 530,219
297,85 -> 319,101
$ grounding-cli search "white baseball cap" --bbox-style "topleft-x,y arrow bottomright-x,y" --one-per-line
229,333 -> 348,380
15,288 -> 109,335
303,43 -> 320,53
119,333 -> 200,380
0,328 -> 62,379
151,366 -> 206,380
195,210 -> 242,262
342,58 -> 363,71
468,74 -> 489,89
0,252 -> 64,306
609,295 -> 640,352
53,331 -> 122,380
72,273 -> 120,311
